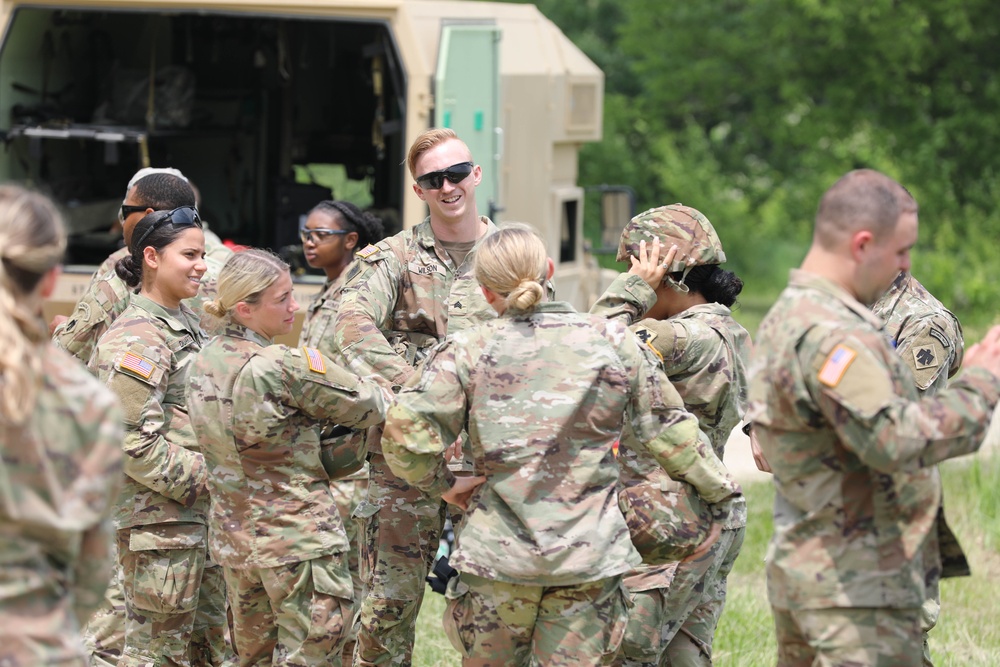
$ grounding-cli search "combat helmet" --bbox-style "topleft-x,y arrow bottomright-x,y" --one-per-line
616,204 -> 726,281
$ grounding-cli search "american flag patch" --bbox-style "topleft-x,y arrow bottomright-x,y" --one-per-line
304,347 -> 326,374
118,351 -> 155,379
818,344 -> 857,387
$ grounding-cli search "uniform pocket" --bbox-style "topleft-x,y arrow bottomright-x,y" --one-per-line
307,556 -> 354,644
441,576 -> 474,658
601,581 -> 631,664
126,524 -> 207,615
352,500 -> 380,586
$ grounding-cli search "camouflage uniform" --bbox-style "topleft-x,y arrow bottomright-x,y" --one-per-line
299,265 -> 369,666
747,270 -> 1000,666
0,346 -> 123,667
54,232 -> 231,363
381,300 -> 740,667
66,238 -> 230,667
333,217 -> 497,666
89,293 -> 231,667
872,271 -> 966,667
595,204 -> 752,667
186,322 -> 386,666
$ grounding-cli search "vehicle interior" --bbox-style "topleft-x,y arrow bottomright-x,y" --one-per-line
0,7 -> 407,272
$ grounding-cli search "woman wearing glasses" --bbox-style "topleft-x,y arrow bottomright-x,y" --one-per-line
0,185 -> 123,666
297,200 -> 383,666
380,223 -> 740,667
89,207 -> 232,667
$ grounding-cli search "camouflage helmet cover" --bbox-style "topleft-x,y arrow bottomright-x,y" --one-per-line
616,203 -> 726,273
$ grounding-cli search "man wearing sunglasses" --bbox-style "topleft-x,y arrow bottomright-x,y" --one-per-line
334,128 -> 498,667
53,169 -> 231,365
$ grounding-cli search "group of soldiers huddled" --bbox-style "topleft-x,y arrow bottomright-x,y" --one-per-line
2,127 -> 1000,667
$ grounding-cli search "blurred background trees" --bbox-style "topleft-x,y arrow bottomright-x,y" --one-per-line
499,0 -> 1000,331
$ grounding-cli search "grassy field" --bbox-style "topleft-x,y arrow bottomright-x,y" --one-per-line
411,452 -> 1000,666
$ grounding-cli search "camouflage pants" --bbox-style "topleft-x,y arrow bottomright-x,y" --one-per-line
921,572 -> 940,667
354,454 -> 447,667
223,554 -> 354,667
117,525 -> 232,667
618,526 -> 744,667
773,607 -> 923,667
330,475 -> 368,667
83,538 -> 126,667
442,572 -> 628,666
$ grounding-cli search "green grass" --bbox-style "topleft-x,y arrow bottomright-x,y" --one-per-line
412,452 -> 1000,666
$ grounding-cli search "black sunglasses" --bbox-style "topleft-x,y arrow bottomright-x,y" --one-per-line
132,206 -> 203,251
415,161 -> 474,190
299,228 -> 349,245
119,203 -> 149,224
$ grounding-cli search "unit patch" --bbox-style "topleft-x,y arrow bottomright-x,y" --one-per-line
633,326 -> 658,345
304,347 -> 327,374
927,327 -> 951,348
818,344 -> 857,387
912,345 -> 940,370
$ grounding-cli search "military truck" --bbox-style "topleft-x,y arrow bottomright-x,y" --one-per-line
0,0 -> 614,337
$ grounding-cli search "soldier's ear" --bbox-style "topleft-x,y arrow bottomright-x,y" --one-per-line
234,301 -> 254,321
849,229 -> 875,262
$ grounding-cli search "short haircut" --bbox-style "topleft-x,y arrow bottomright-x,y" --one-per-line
406,128 -> 461,178
814,169 -> 917,249
132,173 -> 196,211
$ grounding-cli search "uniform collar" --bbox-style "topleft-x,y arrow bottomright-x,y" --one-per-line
131,292 -> 201,335
788,269 -> 884,329
221,322 -> 273,347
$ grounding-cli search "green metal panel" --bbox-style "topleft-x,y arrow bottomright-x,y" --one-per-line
434,24 -> 500,219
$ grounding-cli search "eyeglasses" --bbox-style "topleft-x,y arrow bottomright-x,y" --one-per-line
119,203 -> 149,224
299,228 -> 349,245
132,206 -> 203,251
414,161 -> 474,190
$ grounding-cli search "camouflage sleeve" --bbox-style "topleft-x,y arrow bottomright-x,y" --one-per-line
589,273 -> 658,325
246,345 -> 387,430
333,254 -> 414,388
69,381 -> 125,624
52,277 -> 128,364
630,318 -> 694,376
894,311 -> 965,394
381,341 -> 465,498
806,329 -> 1000,471
623,329 -> 740,504
97,341 -> 205,507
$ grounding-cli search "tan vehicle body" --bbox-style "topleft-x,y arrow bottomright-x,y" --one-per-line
0,0 -> 607,341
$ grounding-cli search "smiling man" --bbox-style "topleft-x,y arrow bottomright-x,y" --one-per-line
748,169 -> 1000,666
333,128 -> 498,666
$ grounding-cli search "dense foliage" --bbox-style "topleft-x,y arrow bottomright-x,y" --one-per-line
499,0 -> 1000,328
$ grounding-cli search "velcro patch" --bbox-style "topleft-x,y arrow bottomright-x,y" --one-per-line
304,347 -> 327,374
118,351 -> 156,380
818,344 -> 857,387
356,244 -> 380,260
912,345 -> 940,370
634,325 -> 658,346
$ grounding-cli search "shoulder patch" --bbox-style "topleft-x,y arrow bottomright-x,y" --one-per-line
633,325 -> 658,346
117,351 -> 156,380
644,340 -> 664,363
304,347 -> 327,374
818,344 -> 857,387
927,327 -> 952,348
911,344 -> 941,371
356,244 -> 381,260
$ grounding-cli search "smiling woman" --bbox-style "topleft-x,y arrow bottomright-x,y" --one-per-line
88,208 -> 231,662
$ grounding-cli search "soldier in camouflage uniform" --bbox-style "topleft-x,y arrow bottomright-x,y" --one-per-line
333,128 -> 499,666
53,169 -> 231,365
0,185 -> 124,667
381,223 -> 741,666
592,204 -> 751,667
186,249 -> 388,666
747,169 -> 1000,666
298,201 -> 385,667
60,169 -> 231,667
873,270 -> 966,667
89,208 -> 232,667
